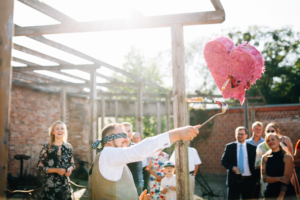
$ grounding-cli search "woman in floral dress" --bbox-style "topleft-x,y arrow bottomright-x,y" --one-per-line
37,121 -> 75,200
147,151 -> 169,200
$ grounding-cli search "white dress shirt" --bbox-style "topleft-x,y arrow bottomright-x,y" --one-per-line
142,158 -> 149,168
237,142 -> 251,176
170,147 -> 202,172
99,132 -> 171,181
161,175 -> 177,200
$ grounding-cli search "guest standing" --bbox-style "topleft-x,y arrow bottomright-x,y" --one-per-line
148,151 -> 169,200
295,139 -> 300,185
170,141 -> 201,200
122,122 -> 143,195
261,133 -> 296,200
295,139 -> 300,166
133,132 -> 151,192
246,121 -> 264,199
37,121 -> 75,200
160,161 -> 177,200
221,126 -> 257,200
263,123 -> 300,197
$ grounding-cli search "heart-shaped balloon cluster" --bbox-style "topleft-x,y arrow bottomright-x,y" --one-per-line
204,37 -> 265,105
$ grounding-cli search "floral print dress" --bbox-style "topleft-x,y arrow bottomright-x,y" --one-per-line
37,142 -> 75,200
150,152 -> 169,200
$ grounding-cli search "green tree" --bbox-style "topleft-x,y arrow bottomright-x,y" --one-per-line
113,46 -> 166,94
114,46 -> 172,137
227,26 -> 300,104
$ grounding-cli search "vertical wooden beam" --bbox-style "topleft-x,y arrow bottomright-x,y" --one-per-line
171,24 -> 190,200
244,99 -> 250,137
166,94 -> 172,156
101,97 -> 105,130
0,0 -> 14,198
136,86 -> 143,138
114,100 -> 118,123
157,102 -> 161,134
88,69 -> 97,199
60,86 -> 66,123
135,102 -> 138,130
251,105 -> 255,125
186,102 -> 190,125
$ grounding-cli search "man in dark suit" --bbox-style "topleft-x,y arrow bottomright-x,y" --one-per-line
221,126 -> 257,200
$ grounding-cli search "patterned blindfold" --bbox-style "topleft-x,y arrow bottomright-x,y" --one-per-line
91,133 -> 128,150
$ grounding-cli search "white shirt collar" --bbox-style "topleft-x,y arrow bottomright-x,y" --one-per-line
237,141 -> 246,146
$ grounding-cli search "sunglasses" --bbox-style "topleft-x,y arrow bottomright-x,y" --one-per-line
266,130 -> 276,133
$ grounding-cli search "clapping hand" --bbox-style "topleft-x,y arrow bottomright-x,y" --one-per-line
56,168 -> 66,176
65,167 -> 73,177
139,190 -> 153,200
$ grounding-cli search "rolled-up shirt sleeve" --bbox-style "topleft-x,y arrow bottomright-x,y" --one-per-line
99,132 -> 171,181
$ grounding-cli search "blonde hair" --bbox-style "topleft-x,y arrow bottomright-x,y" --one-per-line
264,132 -> 288,155
121,122 -> 132,127
48,120 -> 68,150
133,132 -> 142,138
252,121 -> 263,129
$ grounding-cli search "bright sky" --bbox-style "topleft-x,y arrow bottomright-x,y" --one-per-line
12,0 -> 300,93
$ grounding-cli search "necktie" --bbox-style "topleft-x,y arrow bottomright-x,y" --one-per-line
238,144 -> 244,174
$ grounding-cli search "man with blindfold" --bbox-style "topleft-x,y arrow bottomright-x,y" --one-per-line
91,123 -> 200,200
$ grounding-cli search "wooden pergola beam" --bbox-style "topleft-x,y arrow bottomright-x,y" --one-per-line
13,57 -> 89,83
96,72 -> 121,83
12,56 -> 39,66
13,43 -> 71,65
0,0 -> 14,196
13,64 -> 100,71
19,81 -> 139,88
27,36 -> 170,92
210,0 -> 224,11
14,11 -> 225,36
18,0 -> 77,23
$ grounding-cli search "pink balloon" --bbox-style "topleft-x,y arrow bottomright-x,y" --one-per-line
204,37 -> 265,105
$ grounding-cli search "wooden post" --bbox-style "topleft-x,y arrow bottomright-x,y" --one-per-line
157,102 -> 161,134
114,100 -> 118,123
251,105 -> 255,125
0,0 -> 14,198
136,86 -> 143,138
135,102 -> 138,131
171,24 -> 190,200
166,94 -> 172,156
60,86 -> 66,123
244,99 -> 250,137
186,102 -> 190,125
101,96 -> 105,130
88,69 -> 97,199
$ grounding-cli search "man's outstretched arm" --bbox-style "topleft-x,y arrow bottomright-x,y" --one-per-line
106,125 -> 201,168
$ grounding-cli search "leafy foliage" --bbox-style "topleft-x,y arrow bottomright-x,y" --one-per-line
227,26 -> 300,104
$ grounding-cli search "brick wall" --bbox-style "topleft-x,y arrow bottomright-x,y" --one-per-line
8,86 -> 90,177
8,86 -> 300,177
191,104 -> 300,174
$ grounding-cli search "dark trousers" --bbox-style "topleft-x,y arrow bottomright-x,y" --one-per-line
135,182 -> 142,196
227,176 -> 255,200
142,167 -> 150,192
253,180 -> 261,199
253,169 -> 261,199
